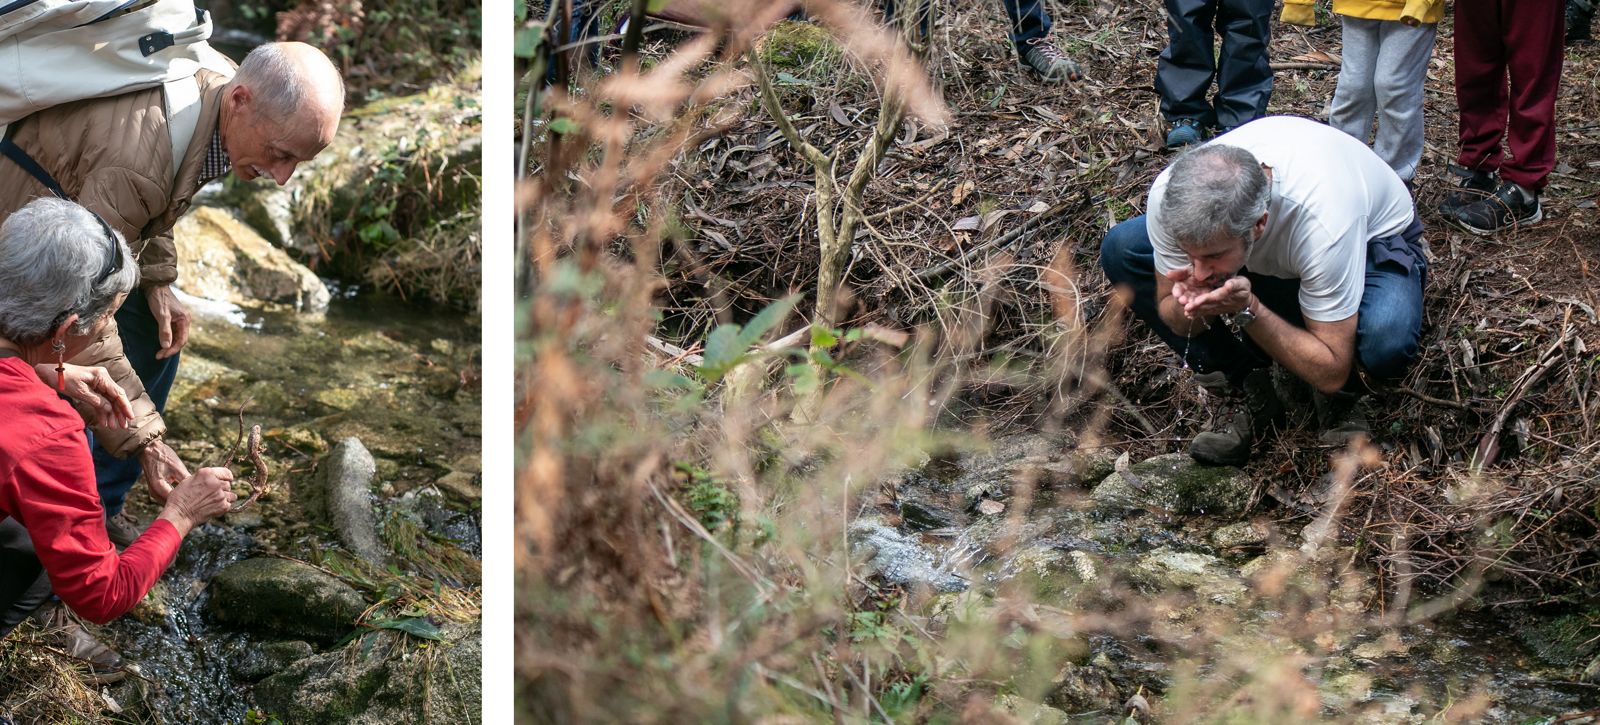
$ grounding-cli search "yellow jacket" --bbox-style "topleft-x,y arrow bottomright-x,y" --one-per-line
1281,0 -> 1444,26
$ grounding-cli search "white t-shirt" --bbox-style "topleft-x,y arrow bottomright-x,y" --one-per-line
1146,116 -> 1415,322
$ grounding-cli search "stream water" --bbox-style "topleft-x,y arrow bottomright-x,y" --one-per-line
890,435 -> 1595,722
101,286 -> 482,723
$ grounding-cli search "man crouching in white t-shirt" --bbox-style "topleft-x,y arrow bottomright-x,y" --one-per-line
1099,115 -> 1427,465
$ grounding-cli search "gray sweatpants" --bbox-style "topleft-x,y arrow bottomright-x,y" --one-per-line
1329,16 -> 1437,181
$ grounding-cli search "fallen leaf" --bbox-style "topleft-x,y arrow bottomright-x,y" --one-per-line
977,499 -> 1005,516
952,180 -> 976,206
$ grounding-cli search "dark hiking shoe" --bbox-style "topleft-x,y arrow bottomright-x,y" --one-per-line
1019,35 -> 1081,82
1166,118 -> 1203,149
1568,0 -> 1594,44
104,512 -> 140,550
29,602 -> 125,683
1314,390 -> 1370,445
1450,180 -> 1542,235
1437,165 -> 1498,217
1189,369 -> 1286,466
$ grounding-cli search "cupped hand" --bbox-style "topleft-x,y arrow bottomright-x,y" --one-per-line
37,363 -> 134,430
139,440 -> 192,503
1182,276 -> 1253,319
158,467 -> 236,534
146,285 -> 191,359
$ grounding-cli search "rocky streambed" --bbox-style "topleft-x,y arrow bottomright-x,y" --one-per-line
857,435 -> 1596,722
88,222 -> 482,722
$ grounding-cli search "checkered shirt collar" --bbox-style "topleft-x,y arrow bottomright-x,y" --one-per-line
200,128 -> 231,183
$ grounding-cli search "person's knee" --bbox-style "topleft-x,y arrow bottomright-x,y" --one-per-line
1099,218 -> 1148,283
1358,311 -> 1422,382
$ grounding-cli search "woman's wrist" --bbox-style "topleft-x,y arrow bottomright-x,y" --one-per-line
155,507 -> 194,537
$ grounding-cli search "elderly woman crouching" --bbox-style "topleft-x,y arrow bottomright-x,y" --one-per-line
0,198 -> 235,678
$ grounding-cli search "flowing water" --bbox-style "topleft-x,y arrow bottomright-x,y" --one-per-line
102,286 -> 482,723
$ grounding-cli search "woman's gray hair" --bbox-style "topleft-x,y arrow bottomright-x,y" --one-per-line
235,42 -> 346,121
1160,144 -> 1270,248
0,198 -> 138,345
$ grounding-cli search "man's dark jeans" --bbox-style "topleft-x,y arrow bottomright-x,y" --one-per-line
86,288 -> 179,517
881,0 -> 1053,51
1099,215 -> 1428,390
1156,0 -> 1274,128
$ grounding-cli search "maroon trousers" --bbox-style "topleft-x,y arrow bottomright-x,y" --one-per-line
1453,0 -> 1565,190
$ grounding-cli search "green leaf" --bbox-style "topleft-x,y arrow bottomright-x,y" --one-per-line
698,324 -> 744,380
843,328 -> 864,342
514,26 -> 545,59
548,117 -> 579,135
810,325 -> 837,349
774,72 -> 813,86
735,295 -> 798,352
811,348 -> 836,367
369,616 -> 446,640
786,363 -> 819,395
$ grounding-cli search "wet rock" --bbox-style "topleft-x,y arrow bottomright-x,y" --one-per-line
434,470 -> 479,501
300,438 -> 387,564
207,558 -> 369,642
1043,661 -> 1122,713
128,580 -> 171,626
895,476 -> 963,531
253,622 -> 481,723
236,640 -> 316,682
995,694 -> 1070,724
1006,545 -> 1098,605
237,183 -> 298,252
1090,453 -> 1253,517
1210,520 -> 1273,550
1129,547 -> 1248,606
848,519 -> 967,592
1319,670 -> 1374,711
174,206 -> 330,313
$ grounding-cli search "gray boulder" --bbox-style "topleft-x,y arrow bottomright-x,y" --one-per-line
300,438 -> 388,564
253,623 -> 481,723
1128,547 -> 1248,606
174,206 -> 330,313
207,558 -> 369,642
235,640 -> 316,682
1090,453 -> 1254,517
849,519 -> 968,592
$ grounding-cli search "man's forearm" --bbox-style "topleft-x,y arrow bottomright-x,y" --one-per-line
1243,299 -> 1350,393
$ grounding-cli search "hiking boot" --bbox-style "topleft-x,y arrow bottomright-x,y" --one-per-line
1437,165 -> 1498,217
1450,180 -> 1542,235
1189,369 -> 1286,466
1166,118 -> 1203,149
1568,0 -> 1594,44
1018,35 -> 1081,82
1314,390 -> 1370,445
29,602 -> 125,683
104,512 -> 140,550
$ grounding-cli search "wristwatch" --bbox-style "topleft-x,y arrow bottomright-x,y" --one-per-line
1220,304 -> 1257,338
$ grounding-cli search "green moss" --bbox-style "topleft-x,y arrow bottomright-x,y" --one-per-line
1519,611 -> 1600,669
757,21 -> 840,71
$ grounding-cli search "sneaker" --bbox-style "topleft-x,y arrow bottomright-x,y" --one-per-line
1314,390 -> 1370,445
104,512 -> 140,550
1189,368 -> 1286,466
1568,0 -> 1594,44
1437,164 -> 1498,217
1019,35 -> 1081,82
1166,118 -> 1203,149
1450,180 -> 1542,235
28,602 -> 125,683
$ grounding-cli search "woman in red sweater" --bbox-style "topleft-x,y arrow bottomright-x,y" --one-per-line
0,198 -> 236,675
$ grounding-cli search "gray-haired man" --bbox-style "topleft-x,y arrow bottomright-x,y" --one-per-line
1100,116 -> 1427,465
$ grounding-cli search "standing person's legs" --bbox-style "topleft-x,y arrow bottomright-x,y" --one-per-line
0,520 -> 52,638
1371,20 -> 1437,182
1329,16 -> 1382,146
87,289 -> 180,517
1499,0 -> 1565,191
1002,0 -> 1052,46
1157,0 -> 1221,125
1212,0 -> 1274,128
1453,0 -> 1510,174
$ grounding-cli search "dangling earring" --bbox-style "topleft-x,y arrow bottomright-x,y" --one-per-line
51,339 -> 65,392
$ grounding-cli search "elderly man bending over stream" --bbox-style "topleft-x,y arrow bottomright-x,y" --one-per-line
1100,116 -> 1427,465
0,199 -> 236,680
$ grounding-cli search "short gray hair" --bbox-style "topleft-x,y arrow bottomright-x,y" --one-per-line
235,42 -> 346,120
1160,144 -> 1270,248
0,198 -> 138,345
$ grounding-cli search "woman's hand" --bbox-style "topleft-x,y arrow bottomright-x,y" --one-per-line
156,468 -> 236,536
35,363 -> 134,430
138,440 -> 192,503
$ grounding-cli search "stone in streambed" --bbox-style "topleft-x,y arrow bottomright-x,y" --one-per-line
1090,453 -> 1253,517
298,437 -> 388,564
849,519 -> 967,593
253,622 -> 481,723
207,558 -> 369,642
235,640 -> 316,682
1129,547 -> 1248,606
174,206 -> 330,313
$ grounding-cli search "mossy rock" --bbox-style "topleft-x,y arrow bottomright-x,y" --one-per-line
235,640 -> 316,682
253,624 -> 481,723
207,558 -> 369,642
1518,611 -> 1600,670
757,20 -> 840,71
1090,453 -> 1253,517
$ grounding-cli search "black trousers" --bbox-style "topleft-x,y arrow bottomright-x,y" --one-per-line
1155,0 -> 1274,128
0,519 -> 51,637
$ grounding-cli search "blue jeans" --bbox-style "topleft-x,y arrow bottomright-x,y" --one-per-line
1099,215 -> 1427,390
86,288 -> 180,517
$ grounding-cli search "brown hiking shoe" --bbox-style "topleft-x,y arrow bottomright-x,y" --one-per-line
1189,369 -> 1285,466
1314,390 -> 1370,445
104,512 -> 140,550
29,602 -> 125,682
